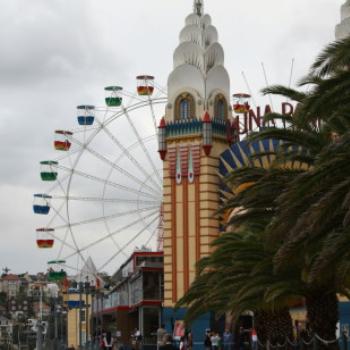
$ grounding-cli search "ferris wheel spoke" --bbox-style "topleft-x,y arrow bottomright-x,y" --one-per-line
52,195 -> 159,206
98,213 -> 159,271
121,90 -> 146,104
101,125 -> 162,193
63,209 -> 159,260
148,96 -> 161,183
100,98 -> 167,128
54,164 -> 159,200
41,173 -> 70,196
153,82 -> 167,96
148,95 -> 158,134
48,230 -> 76,251
52,206 -> 158,231
122,106 -> 162,185
46,201 -> 68,228
69,136 -> 161,197
54,147 -> 81,162
108,235 -> 128,259
56,228 -> 70,260
143,227 -> 158,248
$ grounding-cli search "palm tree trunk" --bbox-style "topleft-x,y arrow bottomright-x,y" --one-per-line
255,308 -> 294,346
305,289 -> 339,349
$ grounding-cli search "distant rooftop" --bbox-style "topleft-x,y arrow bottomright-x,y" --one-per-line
1,274 -> 20,281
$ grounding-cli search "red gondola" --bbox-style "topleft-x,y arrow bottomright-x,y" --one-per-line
137,75 -> 155,96
36,228 -> 55,248
54,130 -> 73,151
233,93 -> 251,114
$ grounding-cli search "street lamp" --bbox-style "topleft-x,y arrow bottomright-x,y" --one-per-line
84,279 -> 90,348
78,281 -> 83,349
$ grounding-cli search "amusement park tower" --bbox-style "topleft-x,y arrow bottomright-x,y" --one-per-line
336,0 -> 350,39
158,0 -> 233,332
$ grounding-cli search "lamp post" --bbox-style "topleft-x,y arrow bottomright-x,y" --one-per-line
54,303 -> 62,350
84,279 -> 90,348
78,282 -> 83,349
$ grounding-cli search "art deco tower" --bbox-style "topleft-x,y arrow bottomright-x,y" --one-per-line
336,0 -> 350,39
159,0 -> 233,309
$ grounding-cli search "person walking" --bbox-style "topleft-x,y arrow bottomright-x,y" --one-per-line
204,330 -> 212,350
211,332 -> 221,350
223,329 -> 234,350
157,324 -> 167,350
186,330 -> 193,350
179,336 -> 187,350
103,332 -> 113,349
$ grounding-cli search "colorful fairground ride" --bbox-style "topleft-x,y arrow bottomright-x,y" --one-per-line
233,93 -> 251,114
32,68 -> 253,277
33,75 -> 166,277
47,260 -> 67,282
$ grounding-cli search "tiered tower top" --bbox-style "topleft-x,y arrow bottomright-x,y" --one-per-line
165,0 -> 231,122
336,0 -> 350,39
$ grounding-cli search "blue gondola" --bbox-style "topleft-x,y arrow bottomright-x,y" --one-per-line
77,105 -> 95,126
33,194 -> 52,215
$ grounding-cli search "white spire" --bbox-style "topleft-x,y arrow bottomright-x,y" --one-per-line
165,0 -> 231,122
335,0 -> 350,39
193,0 -> 204,16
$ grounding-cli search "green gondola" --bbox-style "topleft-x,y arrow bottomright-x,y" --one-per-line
40,161 -> 58,181
105,86 -> 123,107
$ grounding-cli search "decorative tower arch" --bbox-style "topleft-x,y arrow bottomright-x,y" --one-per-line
159,1 -> 234,334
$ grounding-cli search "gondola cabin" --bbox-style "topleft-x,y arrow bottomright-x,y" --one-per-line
77,105 -> 95,126
36,228 -> 55,248
47,260 -> 67,282
33,194 -> 52,215
233,93 -> 251,114
136,75 -> 155,96
105,86 -> 123,107
40,161 -> 58,181
54,130 -> 73,151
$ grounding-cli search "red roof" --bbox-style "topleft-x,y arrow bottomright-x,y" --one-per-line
2,274 -> 20,281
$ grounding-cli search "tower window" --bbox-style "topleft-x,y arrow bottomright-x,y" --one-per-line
175,93 -> 195,120
214,94 -> 228,120
180,99 -> 190,119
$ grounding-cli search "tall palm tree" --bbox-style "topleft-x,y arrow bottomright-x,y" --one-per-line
251,37 -> 350,344
178,165 -> 306,344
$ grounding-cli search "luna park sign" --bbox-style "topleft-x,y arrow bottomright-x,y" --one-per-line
233,102 -> 294,135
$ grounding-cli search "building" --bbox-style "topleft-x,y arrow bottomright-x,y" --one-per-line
92,251 -> 163,347
0,274 -> 21,298
65,290 -> 92,348
65,257 -> 99,348
160,0 -> 232,341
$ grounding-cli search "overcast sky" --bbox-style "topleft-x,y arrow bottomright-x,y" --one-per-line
0,0 -> 344,274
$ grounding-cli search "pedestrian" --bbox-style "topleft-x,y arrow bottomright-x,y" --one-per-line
157,324 -> 167,350
204,329 -> 211,350
179,336 -> 187,350
223,329 -> 233,350
103,332 -> 113,349
211,331 -> 221,350
132,328 -> 142,350
187,330 -> 193,350
251,329 -> 257,350
100,333 -> 106,349
162,334 -> 175,350
239,327 -> 245,350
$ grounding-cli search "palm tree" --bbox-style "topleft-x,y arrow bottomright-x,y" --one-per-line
251,37 -> 350,344
177,165 -> 307,344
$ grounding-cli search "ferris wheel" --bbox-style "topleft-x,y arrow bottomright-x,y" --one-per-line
33,75 -> 167,277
